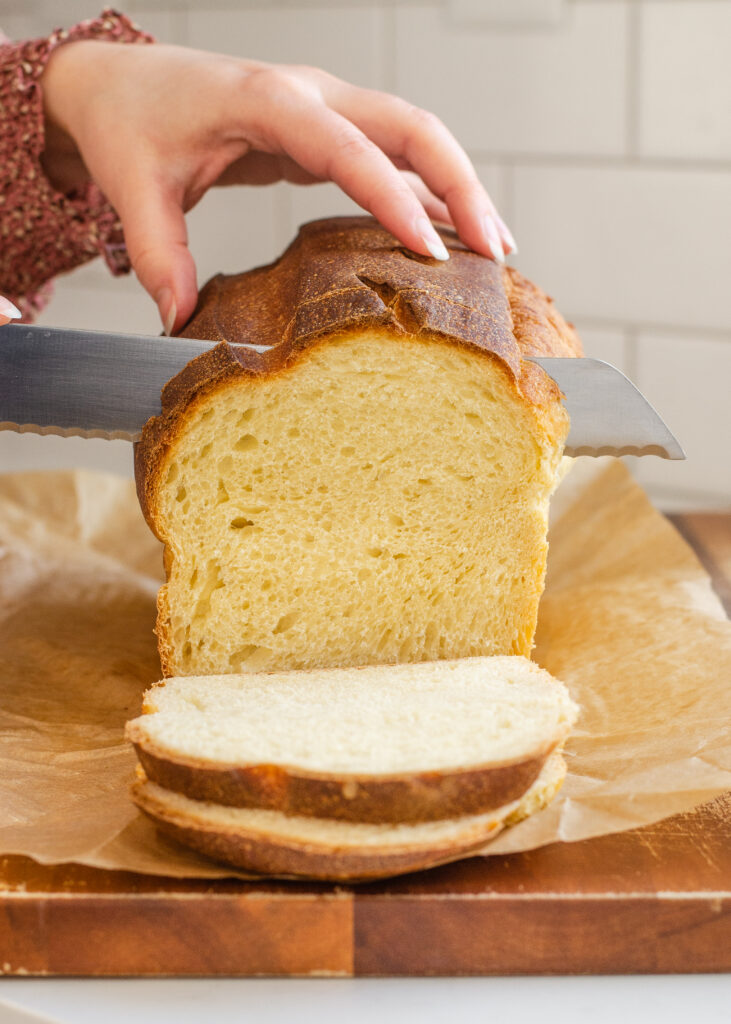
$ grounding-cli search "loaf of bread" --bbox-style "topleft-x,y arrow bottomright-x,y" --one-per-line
135,216 -> 582,677
132,752 -> 567,881
126,655 -> 578,824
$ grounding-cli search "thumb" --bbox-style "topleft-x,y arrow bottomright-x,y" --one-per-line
117,181 -> 198,335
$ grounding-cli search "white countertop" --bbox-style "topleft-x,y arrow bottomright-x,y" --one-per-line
2,976 -> 731,1024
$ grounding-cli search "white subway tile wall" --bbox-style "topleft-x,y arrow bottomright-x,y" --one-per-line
569,325 -> 628,376
187,6 -> 385,87
394,2 -> 628,156
2,0 -> 729,510
448,0 -> 566,30
186,183 -> 289,284
511,165 -> 731,331
634,332 -> 731,503
639,1 -> 731,162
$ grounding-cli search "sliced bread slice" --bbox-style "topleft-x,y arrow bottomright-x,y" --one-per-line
126,656 -> 578,824
132,752 -> 567,881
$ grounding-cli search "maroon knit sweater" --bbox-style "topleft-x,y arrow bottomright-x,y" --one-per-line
0,9 -> 153,320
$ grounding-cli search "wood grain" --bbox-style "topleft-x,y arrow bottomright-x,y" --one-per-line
0,859 -> 353,976
0,513 -> 729,977
669,513 -> 731,615
354,793 -> 731,974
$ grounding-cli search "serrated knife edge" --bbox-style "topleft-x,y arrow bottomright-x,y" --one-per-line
0,324 -> 685,458
0,421 -> 140,443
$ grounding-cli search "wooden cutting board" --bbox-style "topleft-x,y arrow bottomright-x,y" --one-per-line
1,513 -> 729,977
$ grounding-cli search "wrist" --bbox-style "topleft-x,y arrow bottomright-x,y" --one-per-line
40,40 -> 108,194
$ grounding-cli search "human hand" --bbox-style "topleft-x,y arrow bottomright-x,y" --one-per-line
0,297 -> 22,327
41,41 -> 516,334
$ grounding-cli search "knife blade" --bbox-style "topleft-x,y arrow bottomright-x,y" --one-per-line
0,324 -> 684,458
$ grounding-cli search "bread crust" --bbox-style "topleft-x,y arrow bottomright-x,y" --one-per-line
127,724 -> 552,823
134,806 -> 503,882
131,753 -> 566,881
134,216 -> 581,537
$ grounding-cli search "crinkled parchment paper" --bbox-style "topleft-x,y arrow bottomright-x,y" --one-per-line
0,461 -> 729,878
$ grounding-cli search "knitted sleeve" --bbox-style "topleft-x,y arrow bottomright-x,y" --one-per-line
0,9 -> 154,320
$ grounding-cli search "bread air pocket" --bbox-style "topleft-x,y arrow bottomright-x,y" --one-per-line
135,216 -> 579,678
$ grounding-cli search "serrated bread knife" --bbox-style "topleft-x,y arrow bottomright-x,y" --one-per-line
0,324 -> 684,458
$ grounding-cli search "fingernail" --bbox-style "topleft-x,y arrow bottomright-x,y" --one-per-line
495,214 -> 518,254
484,215 -> 505,263
0,297 -> 22,320
417,218 -> 450,261
157,288 -> 177,336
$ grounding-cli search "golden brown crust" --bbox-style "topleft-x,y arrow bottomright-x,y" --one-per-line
130,752 -> 567,881
178,218 -> 580,362
139,813 -> 502,881
127,728 -> 549,824
131,752 -> 567,881
154,585 -> 175,678
134,216 -> 580,536
502,265 -> 582,359
131,779 -> 506,881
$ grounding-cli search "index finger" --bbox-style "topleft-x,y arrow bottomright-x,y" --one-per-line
248,75 -> 452,261
329,85 -> 514,261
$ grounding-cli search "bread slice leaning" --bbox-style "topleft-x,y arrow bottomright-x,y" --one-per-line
132,752 -> 567,882
126,656 -> 578,824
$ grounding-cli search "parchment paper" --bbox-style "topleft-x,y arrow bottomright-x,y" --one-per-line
0,461 -> 729,878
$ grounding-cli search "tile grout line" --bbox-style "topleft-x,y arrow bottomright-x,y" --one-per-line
465,152 -> 731,172
566,316 -> 731,343
125,0 -> 405,10
625,0 -> 641,159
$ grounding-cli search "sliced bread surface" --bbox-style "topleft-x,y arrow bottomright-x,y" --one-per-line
126,656 -> 578,823
131,752 -> 566,881
135,217 -> 581,678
